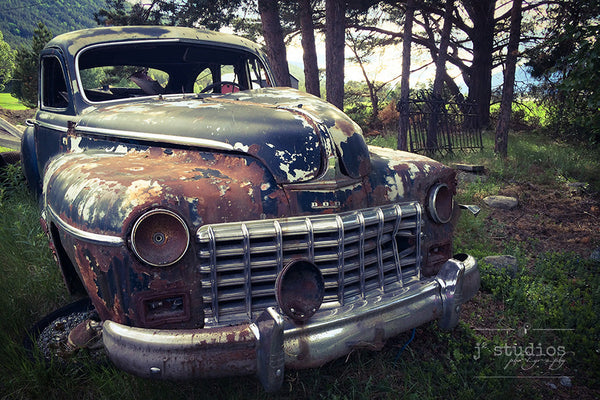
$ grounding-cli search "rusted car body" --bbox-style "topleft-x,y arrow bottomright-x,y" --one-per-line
21,26 -> 479,391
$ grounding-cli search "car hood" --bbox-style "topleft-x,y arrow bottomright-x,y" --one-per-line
77,88 -> 369,184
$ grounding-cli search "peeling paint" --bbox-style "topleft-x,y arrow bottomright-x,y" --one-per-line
69,136 -> 85,153
123,180 -> 163,209
28,25 -> 476,387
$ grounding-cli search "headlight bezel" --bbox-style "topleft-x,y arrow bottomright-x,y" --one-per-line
130,208 -> 190,267
428,183 -> 455,224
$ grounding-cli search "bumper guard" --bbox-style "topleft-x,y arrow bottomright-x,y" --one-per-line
102,254 -> 479,391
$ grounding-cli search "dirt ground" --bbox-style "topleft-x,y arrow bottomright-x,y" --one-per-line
459,178 -> 599,399
0,107 -> 35,127
479,182 -> 600,261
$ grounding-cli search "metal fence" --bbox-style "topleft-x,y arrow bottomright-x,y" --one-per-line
399,92 -> 483,155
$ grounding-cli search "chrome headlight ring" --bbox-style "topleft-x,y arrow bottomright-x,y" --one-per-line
131,209 -> 190,267
428,183 -> 454,224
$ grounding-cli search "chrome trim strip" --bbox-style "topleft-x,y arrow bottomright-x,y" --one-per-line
376,207 -> 385,291
392,204 -> 403,284
32,120 -> 69,133
75,125 -> 235,151
335,214 -> 345,305
242,223 -> 252,319
305,218 -> 314,261
415,204 -> 423,280
48,206 -> 124,246
207,225 -> 219,323
274,220 -> 283,274
358,212 -> 366,296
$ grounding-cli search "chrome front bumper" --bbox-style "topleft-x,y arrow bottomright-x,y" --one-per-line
102,254 -> 479,391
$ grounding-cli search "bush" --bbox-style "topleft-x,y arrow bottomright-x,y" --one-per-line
378,101 -> 399,133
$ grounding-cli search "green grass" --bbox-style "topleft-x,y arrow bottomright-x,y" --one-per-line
367,130 -> 600,192
1,129 -> 599,399
0,93 -> 29,110
450,130 -> 599,190
489,100 -> 549,128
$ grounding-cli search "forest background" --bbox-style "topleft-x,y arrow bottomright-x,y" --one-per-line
1,0 -> 599,155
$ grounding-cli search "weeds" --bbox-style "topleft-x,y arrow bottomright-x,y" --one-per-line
367,129 -> 600,192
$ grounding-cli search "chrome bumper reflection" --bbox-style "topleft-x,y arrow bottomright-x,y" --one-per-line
103,254 -> 479,392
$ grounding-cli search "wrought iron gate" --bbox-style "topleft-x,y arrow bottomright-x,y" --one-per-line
399,93 -> 483,155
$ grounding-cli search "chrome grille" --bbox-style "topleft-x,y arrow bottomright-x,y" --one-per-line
197,202 -> 422,324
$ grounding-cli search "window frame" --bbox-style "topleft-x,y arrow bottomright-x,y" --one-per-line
40,54 -> 70,111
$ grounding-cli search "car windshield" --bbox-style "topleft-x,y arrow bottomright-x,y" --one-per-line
77,41 -> 272,103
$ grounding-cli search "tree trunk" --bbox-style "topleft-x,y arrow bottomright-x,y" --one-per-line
463,0 -> 496,129
495,0 -> 523,157
258,0 -> 291,87
427,0 -> 454,154
397,0 -> 415,151
298,0 -> 320,97
326,0 -> 345,109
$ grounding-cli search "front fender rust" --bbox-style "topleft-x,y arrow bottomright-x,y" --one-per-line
45,148 -> 289,237
367,146 -> 457,205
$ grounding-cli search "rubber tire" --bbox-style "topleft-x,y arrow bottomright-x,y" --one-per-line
0,151 -> 21,168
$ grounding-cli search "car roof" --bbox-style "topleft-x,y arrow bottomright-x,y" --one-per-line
45,25 -> 264,58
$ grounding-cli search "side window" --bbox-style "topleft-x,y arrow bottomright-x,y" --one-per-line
41,56 -> 69,109
248,58 -> 271,89
193,58 -> 271,93
80,66 -> 169,101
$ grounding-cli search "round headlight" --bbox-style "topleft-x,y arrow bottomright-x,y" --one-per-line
428,183 -> 454,224
131,209 -> 190,267
276,260 -> 324,323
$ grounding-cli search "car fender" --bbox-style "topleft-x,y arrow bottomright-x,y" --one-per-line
43,148 -> 288,238
21,125 -> 41,196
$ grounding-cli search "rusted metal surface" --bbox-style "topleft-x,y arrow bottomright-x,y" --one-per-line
366,146 -> 458,276
102,255 -> 480,373
23,26 -> 480,391
103,318 -> 259,379
44,146 -> 287,328
45,147 -> 285,234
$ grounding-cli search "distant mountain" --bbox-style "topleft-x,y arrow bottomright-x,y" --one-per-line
0,0 -> 108,48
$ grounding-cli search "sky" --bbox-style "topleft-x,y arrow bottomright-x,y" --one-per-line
285,31 -> 437,88
283,13 -> 536,95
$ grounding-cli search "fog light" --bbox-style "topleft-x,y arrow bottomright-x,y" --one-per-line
428,183 -> 454,224
131,209 -> 189,266
276,260 -> 324,323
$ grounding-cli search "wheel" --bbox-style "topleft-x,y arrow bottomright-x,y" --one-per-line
0,151 -> 21,168
23,298 -> 106,364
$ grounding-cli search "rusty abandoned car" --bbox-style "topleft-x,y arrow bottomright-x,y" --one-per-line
21,26 -> 480,391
